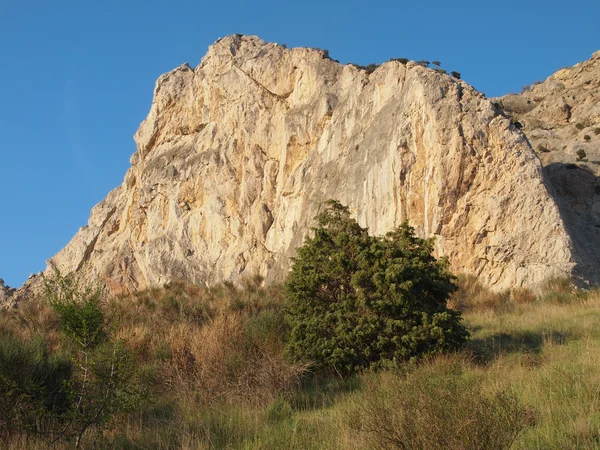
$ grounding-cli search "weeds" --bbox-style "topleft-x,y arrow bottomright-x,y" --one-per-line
2,274 -> 600,448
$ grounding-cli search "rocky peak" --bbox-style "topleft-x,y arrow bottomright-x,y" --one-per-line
498,50 -> 600,282
0,278 -> 16,308
33,35 -> 597,294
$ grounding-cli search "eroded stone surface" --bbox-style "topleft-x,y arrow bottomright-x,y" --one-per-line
498,51 -> 600,282
40,35 -> 583,293
0,278 -> 15,307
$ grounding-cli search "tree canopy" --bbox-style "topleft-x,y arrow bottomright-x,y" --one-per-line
285,200 -> 469,375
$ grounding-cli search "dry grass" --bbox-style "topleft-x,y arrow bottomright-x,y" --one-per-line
3,274 -> 600,448
348,355 -> 532,450
107,278 -> 307,408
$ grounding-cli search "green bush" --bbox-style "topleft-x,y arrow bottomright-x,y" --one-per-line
364,63 -> 379,75
0,333 -> 71,439
46,274 -> 145,448
451,71 -> 461,79
576,149 -> 587,161
285,200 -> 468,376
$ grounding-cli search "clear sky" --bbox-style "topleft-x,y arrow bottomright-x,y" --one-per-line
1,0 -> 598,287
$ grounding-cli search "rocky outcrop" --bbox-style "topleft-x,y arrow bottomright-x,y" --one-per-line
498,51 -> 600,282
0,278 -> 16,308
42,35 -> 583,293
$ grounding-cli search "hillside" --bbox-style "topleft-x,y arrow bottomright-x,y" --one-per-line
3,275 -> 600,448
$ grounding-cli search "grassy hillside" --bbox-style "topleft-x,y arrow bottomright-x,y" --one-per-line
2,276 -> 600,449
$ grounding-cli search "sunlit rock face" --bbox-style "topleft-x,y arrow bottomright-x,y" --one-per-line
498,50 -> 600,284
45,35 -> 582,293
0,278 -> 15,308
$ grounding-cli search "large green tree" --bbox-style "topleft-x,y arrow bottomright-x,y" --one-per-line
285,200 -> 469,375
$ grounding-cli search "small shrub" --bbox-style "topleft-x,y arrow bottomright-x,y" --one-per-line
538,277 -> 581,304
389,57 -> 409,64
46,274 -> 146,448
537,144 -> 550,153
350,357 -> 532,450
511,287 -> 537,305
448,274 -> 511,313
0,334 -> 72,440
521,84 -> 532,93
266,398 -> 293,423
364,63 -> 379,75
576,123 -> 584,130
415,60 -> 430,67
434,68 -> 447,75
576,149 -> 587,160
432,60 -> 441,67
584,135 -> 591,141
594,128 -> 600,135
451,71 -> 461,79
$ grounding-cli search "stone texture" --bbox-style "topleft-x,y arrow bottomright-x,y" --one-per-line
0,278 -> 16,308
497,51 -> 600,282
40,35 -> 584,293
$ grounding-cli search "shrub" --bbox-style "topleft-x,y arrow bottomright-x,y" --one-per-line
448,274 -> 511,313
451,71 -> 461,79
389,57 -> 409,64
0,334 -> 71,440
511,287 -> 537,305
584,134 -> 591,141
432,60 -> 441,67
537,144 -> 550,153
364,63 -> 379,75
594,128 -> 600,135
576,149 -> 587,160
285,200 -> 469,376
350,356 -> 532,450
46,274 -> 146,448
576,123 -> 584,130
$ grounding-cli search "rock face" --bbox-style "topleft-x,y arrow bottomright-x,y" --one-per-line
498,51 -> 600,282
0,279 -> 16,308
44,35 -> 583,293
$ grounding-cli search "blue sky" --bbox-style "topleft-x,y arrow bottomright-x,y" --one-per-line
1,0 -> 598,287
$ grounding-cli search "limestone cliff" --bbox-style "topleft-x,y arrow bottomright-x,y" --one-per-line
43,35 -> 582,294
0,279 -> 15,308
498,51 -> 600,282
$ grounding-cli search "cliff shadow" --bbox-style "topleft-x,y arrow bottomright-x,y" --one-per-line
542,162 -> 600,286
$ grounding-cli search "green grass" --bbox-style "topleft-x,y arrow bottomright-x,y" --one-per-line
4,278 -> 600,448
